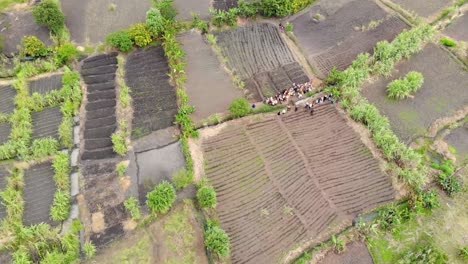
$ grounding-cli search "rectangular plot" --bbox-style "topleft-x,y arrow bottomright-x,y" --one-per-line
0,85 -> 16,115
32,107 -> 63,140
23,163 -> 57,226
0,123 -> 11,145
29,73 -> 63,95
0,166 -> 10,220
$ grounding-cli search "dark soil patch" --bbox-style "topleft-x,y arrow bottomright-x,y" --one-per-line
29,73 -> 63,95
201,106 -> 394,263
213,0 -> 238,11
0,122 -> 12,145
445,124 -> 468,161
0,84 -> 17,115
318,242 -> 373,264
62,0 -> 151,44
443,11 -> 468,42
81,53 -> 118,161
91,222 -> 125,248
179,31 -> 242,121
23,162 -> 56,226
0,10 -> 52,55
0,165 -> 10,220
31,107 -> 63,140
125,46 -> 178,138
362,44 -> 468,143
390,0 -> 452,18
174,0 -> 211,21
291,0 -> 408,78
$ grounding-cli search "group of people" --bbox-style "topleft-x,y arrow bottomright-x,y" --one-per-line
265,81 -> 313,106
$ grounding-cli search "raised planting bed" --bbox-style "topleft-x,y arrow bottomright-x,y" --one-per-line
179,31 -> 242,121
61,0 -> 151,44
291,0 -> 408,78
445,124 -> 468,162
362,44 -> 468,143
318,242 -> 373,264
81,53 -> 118,160
31,107 -> 63,140
443,11 -> 468,42
23,162 -> 56,226
125,46 -> 178,138
0,84 -> 17,115
201,106 -> 395,263
0,123 -> 11,145
174,0 -> 211,21
389,0 -> 452,19
29,73 -> 64,95
0,165 -> 10,220
0,11 -> 52,55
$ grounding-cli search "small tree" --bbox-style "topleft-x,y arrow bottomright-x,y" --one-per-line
55,43 -> 78,66
146,181 -> 176,214
129,23 -> 152,47
229,98 -> 251,118
204,223 -> 230,258
146,8 -> 166,37
32,0 -> 65,35
197,185 -> 217,209
21,36 -> 48,58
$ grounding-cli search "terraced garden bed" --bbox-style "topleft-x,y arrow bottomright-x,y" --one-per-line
81,53 -> 118,160
61,0 -> 151,44
0,10 -> 52,55
389,0 -> 452,18
179,31 -> 242,121
445,124 -> 468,162
318,242 -> 373,264
32,107 -> 63,140
0,84 -> 17,115
174,0 -> 211,21
29,73 -> 64,95
0,123 -> 11,145
291,0 -> 408,78
125,46 -> 178,138
0,166 -> 9,220
23,162 -> 56,226
362,44 -> 468,143
443,11 -> 468,42
201,106 -> 395,263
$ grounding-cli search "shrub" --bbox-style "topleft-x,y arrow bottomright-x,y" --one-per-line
112,129 -> 128,156
31,137 -> 59,159
331,235 -> 346,253
53,152 -> 71,190
210,8 -> 239,27
50,190 -> 71,221
32,0 -> 65,35
260,0 -> 293,17
154,0 -> 177,20
237,0 -> 259,17
124,197 -> 141,220
59,116 -> 74,150
294,253 -> 312,264
55,43 -> 78,66
146,181 -> 176,214
21,36 -> 48,57
197,185 -> 217,209
419,190 -> 440,209
106,31 -> 133,52
129,23 -> 152,47
398,244 -> 448,264
83,242 -> 96,259
387,71 -> 424,100
173,168 -> 193,190
204,222 -> 230,258
459,246 -> 468,260
191,14 -> 209,34
285,22 -> 294,32
440,38 -> 457,47
147,8 -> 167,37
229,98 -> 252,118
378,204 -> 410,231
292,0 -> 312,13
438,174 -> 461,196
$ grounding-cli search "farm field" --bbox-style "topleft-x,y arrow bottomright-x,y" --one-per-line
0,10 -> 51,55
201,106 -> 395,263
0,166 -> 8,220
362,43 -> 468,143
0,123 -> 11,145
81,53 -> 118,160
319,242 -> 373,264
31,107 -> 63,140
445,124 -> 468,162
173,0 -> 211,21
125,46 -> 178,138
213,0 -> 238,11
29,73 -> 63,95
61,0 -> 151,44
389,0 -> 452,19
0,84 -> 17,115
213,23 -> 309,100
443,11 -> 468,42
179,31 -> 242,121
291,0 -> 408,78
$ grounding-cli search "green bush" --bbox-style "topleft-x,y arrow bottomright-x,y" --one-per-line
21,36 -> 48,57
191,14 -> 209,33
59,116 -> 74,150
31,137 -> 59,159
154,0 -> 177,20
32,0 -> 65,35
285,22 -> 294,32
112,129 -> 128,156
106,31 -> 133,52
53,152 -> 71,191
378,204 -> 411,231
459,246 -> 468,260
419,190 -> 440,209
398,244 -> 448,264
210,8 -> 239,27
237,0 -> 259,17
438,173 -> 461,196
291,0 -> 312,13
50,190 -> 71,221
55,43 -> 78,66
229,98 -> 251,118
173,168 -> 193,190
146,181 -> 176,214
124,197 -> 141,220
331,235 -> 346,253
387,71 -> 424,100
116,162 -> 128,177
129,23 -> 152,47
83,242 -> 96,259
294,253 -> 312,264
147,8 -> 167,37
204,222 -> 230,258
197,185 -> 217,209
260,0 -> 293,17
440,38 -> 457,47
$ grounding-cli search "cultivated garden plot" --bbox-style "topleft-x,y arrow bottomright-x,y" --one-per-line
318,242 -> 373,264
81,53 -> 118,160
389,0 -> 452,19
29,73 -> 64,95
61,0 -> 151,44
0,10 -> 52,55
0,84 -> 17,115
291,0 -> 408,78
125,46 -> 178,138
23,162 -> 56,226
445,125 -> 468,162
0,166 -> 9,220
31,107 -> 63,140
179,31 -> 242,121
443,11 -> 468,42
173,0 -> 211,21
213,0 -> 238,11
201,106 -> 395,263
0,123 -> 11,145
362,44 -> 468,143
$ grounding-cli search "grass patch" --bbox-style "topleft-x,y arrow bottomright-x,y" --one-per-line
441,38 -> 457,47
0,0 -> 26,12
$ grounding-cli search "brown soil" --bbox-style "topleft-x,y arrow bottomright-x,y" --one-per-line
390,0 -> 452,19
442,10 -> 468,42
200,106 -> 395,264
174,0 -> 211,21
445,124 -> 468,163
317,241 -> 373,264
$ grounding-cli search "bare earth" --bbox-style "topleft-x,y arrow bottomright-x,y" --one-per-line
318,242 -> 373,264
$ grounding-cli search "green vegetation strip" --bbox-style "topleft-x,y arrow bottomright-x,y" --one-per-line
112,55 -> 131,156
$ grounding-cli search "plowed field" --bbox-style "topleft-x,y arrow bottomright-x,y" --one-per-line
29,73 -> 63,95
0,123 -> 11,145
0,84 -> 17,115
32,107 -> 63,140
125,46 -> 178,138
390,0 -> 451,18
23,162 -> 56,226
0,166 -> 9,220
443,11 -> 468,42
201,106 -> 395,264
362,44 -> 468,143
291,0 -> 408,78
81,53 -> 118,160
